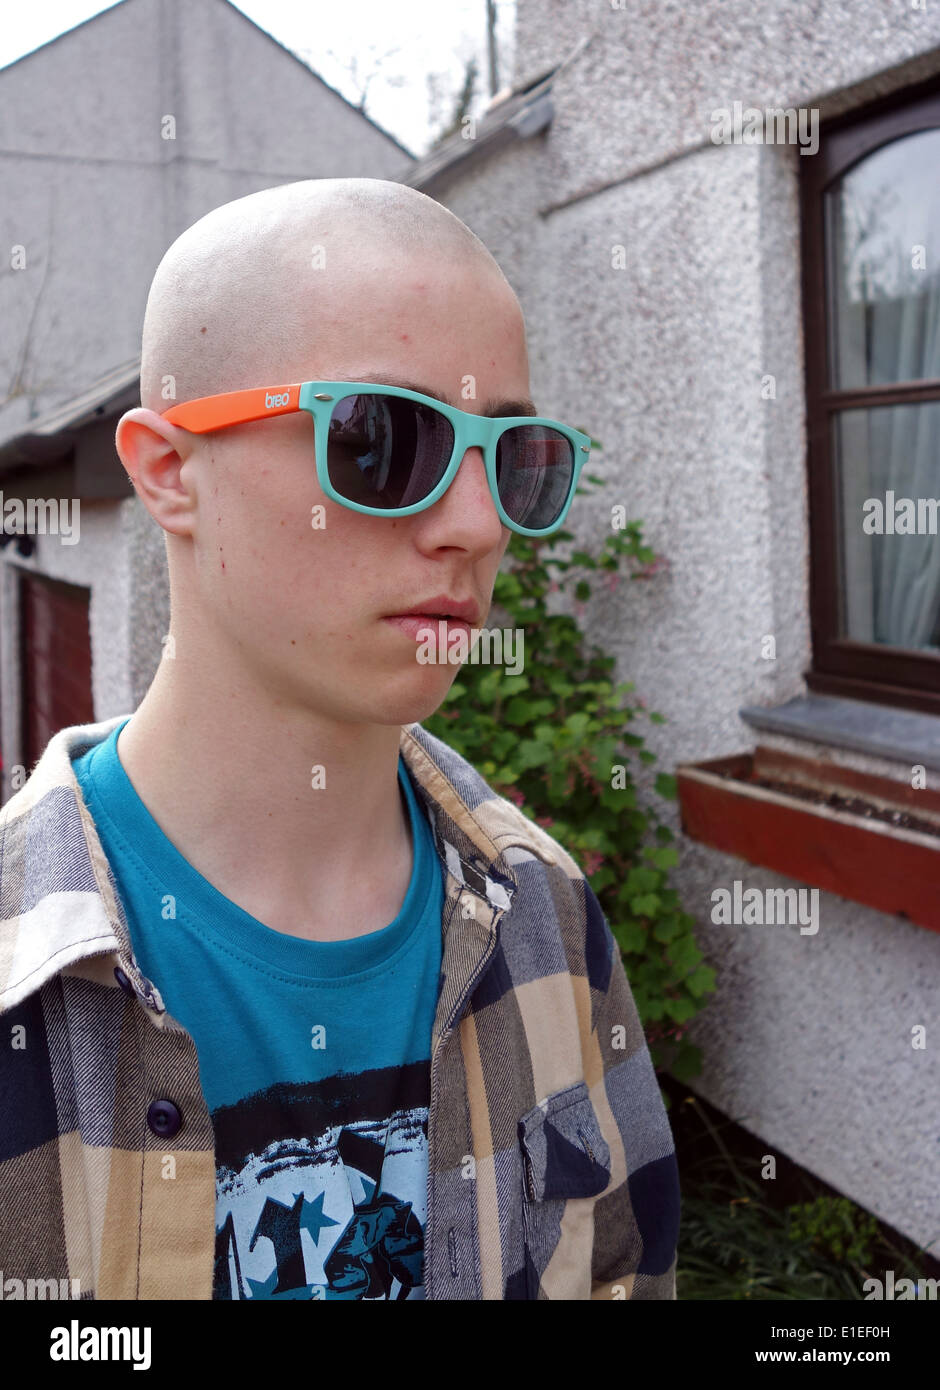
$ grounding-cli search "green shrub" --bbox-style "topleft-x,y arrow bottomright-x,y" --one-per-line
423,465 -> 715,1084
786,1196 -> 879,1267
674,1095 -> 929,1299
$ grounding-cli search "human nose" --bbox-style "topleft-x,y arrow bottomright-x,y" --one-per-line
419,444 -> 508,544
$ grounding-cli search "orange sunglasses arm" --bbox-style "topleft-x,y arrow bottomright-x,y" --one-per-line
160,384 -> 304,433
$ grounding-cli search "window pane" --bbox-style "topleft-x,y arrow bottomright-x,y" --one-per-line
825,129 -> 940,389
834,402 -> 940,650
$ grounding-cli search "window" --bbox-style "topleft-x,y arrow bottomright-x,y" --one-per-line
801,78 -> 940,713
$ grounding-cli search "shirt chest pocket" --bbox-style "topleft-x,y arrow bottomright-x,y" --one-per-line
517,1080 -> 611,1296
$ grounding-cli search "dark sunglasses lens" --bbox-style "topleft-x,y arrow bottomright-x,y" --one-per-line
496,426 -> 575,530
326,394 -> 454,509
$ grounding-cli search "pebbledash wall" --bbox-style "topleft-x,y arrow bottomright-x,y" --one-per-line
412,3 -> 940,1251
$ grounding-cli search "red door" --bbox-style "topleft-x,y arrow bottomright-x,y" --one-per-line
20,572 -> 95,771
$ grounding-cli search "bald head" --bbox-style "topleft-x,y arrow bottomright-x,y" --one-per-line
119,176 -> 532,735
140,178 -> 511,412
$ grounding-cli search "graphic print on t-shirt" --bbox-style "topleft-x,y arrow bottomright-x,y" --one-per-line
212,1061 -> 429,1300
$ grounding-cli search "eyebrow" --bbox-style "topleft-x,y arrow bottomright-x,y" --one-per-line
351,371 -> 538,418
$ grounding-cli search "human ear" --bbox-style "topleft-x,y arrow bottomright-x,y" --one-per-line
115,407 -> 199,537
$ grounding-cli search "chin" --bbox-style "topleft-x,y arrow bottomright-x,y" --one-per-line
371,671 -> 460,728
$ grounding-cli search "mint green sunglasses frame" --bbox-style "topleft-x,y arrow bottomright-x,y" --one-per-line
161,379 -> 592,537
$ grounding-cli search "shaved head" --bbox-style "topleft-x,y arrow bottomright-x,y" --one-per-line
119,174 -> 531,738
140,178 -> 511,411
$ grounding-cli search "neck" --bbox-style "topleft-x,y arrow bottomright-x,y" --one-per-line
115,654 -> 414,943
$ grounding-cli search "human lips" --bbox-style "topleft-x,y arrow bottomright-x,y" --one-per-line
385,594 -> 481,624
381,595 -> 482,644
382,614 -> 475,642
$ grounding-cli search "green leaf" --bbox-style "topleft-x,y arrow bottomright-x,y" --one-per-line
478,670 -> 502,701
624,866 -> 660,895
564,712 -> 591,737
653,915 -> 683,943
515,739 -> 555,769
664,995 -> 698,1023
686,965 -> 717,998
630,893 -> 661,917
590,867 -> 617,893
655,773 -> 678,799
669,1041 -> 703,1083
503,697 -> 536,725
614,923 -> 647,953
666,933 -> 702,974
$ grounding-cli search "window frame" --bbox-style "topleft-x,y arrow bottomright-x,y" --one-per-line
801,76 -> 940,714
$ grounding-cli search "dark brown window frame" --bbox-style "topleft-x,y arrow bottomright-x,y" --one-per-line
801,75 -> 940,715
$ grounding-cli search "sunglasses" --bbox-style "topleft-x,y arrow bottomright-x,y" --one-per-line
160,380 -> 592,536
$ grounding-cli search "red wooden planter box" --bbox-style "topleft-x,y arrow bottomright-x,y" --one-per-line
676,745 -> 940,935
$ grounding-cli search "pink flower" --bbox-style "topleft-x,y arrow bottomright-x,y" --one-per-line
582,850 -> 605,877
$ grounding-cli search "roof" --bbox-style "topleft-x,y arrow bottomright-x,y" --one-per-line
0,360 -> 141,472
405,66 -> 556,194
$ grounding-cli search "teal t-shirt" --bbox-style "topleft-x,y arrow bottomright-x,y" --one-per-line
72,719 -> 443,1301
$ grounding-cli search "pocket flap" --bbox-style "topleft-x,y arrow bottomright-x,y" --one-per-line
518,1080 -> 611,1202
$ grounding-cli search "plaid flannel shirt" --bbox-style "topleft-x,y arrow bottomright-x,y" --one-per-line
0,714 -> 679,1300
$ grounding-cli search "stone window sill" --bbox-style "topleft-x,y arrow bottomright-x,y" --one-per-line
738,693 -> 940,772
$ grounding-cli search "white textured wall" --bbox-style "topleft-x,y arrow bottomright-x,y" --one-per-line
432,1 -> 940,1248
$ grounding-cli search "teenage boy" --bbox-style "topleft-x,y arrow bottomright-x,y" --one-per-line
0,178 -> 679,1300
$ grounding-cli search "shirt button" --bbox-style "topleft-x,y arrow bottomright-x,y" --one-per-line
113,966 -> 136,997
139,982 -> 160,1011
147,1100 -> 182,1139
